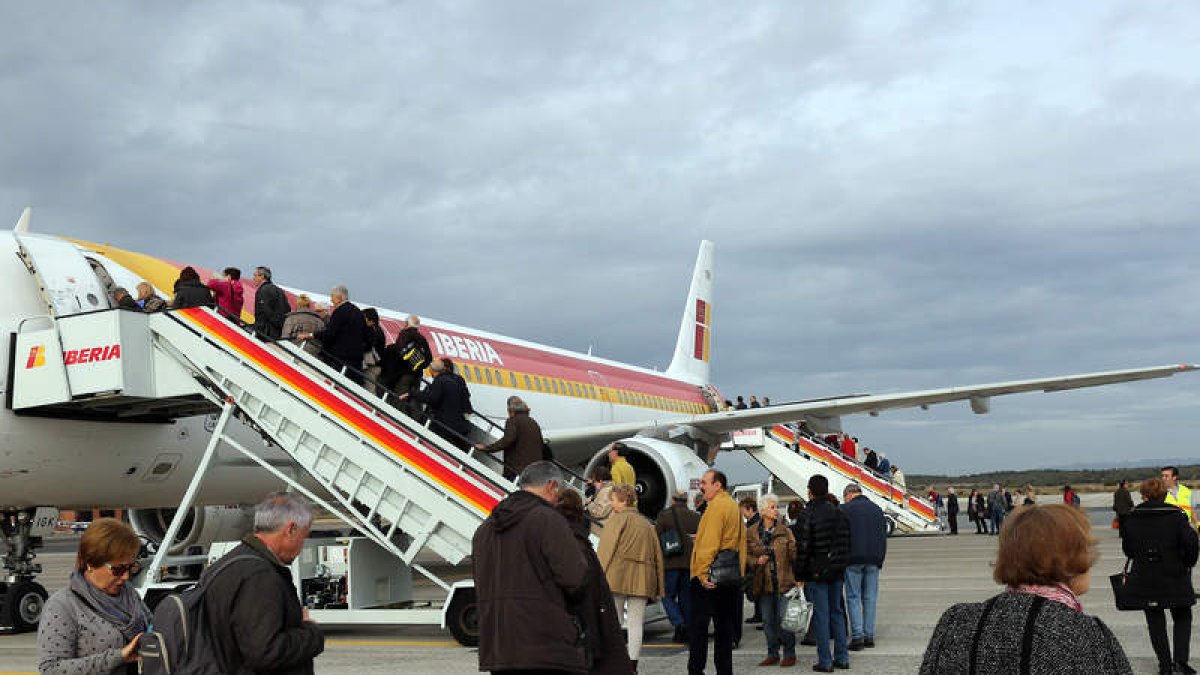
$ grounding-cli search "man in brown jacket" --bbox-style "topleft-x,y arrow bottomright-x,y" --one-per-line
657,491 -> 702,643
475,396 -> 544,480
472,461 -> 589,674
688,470 -> 747,675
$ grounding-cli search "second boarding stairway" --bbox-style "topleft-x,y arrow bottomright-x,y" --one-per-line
10,306 -> 521,567
727,425 -> 942,535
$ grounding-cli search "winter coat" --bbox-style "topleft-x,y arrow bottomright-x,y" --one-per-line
946,493 -> 959,516
314,301 -> 367,371
598,509 -> 665,600
472,490 -> 589,673
564,518 -> 633,675
747,519 -> 797,597
1112,487 -> 1134,517
380,327 -> 430,387
920,592 -> 1131,675
586,483 -> 614,536
207,278 -> 244,320
415,371 -> 473,436
972,494 -> 987,521
115,294 -> 139,311
204,535 -> 324,675
1120,499 -> 1199,607
253,281 -> 290,339
141,295 -> 167,313
171,279 -> 214,309
689,490 -> 747,583
794,497 -> 850,583
655,503 -> 702,571
38,584 -> 147,675
841,495 -> 887,568
481,411 -> 544,477
281,310 -> 325,355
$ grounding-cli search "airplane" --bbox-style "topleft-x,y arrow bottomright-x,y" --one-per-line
0,206 -> 1195,632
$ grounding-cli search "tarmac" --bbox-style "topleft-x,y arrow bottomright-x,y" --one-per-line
0,500 -> 1186,674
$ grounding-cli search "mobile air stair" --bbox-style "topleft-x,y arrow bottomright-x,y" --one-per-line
9,300 -> 528,643
725,425 -> 942,535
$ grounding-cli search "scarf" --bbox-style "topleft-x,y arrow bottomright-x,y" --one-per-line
1007,582 -> 1083,613
69,570 -> 151,640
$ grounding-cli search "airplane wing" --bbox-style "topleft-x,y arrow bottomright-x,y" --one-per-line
545,364 -> 1198,455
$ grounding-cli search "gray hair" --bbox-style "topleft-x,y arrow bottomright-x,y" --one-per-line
517,461 -> 562,489
757,493 -> 779,512
113,287 -> 129,298
507,396 -> 529,414
331,285 -> 349,301
406,314 -> 421,327
843,483 -> 862,498
255,266 -> 272,281
253,491 -> 313,533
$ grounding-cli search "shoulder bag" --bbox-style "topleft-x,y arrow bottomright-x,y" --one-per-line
708,549 -> 742,587
659,508 -> 685,558
1109,558 -> 1154,611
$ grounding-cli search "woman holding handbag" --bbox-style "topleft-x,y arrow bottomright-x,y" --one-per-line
746,494 -> 799,667
1120,477 -> 1200,675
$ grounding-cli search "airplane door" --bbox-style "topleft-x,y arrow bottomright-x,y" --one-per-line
14,233 -> 110,317
588,370 -> 613,423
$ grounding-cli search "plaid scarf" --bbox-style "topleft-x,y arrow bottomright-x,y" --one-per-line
1006,582 -> 1083,612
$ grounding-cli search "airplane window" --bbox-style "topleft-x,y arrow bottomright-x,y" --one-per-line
509,372 -> 516,387
484,369 -> 493,384
552,380 -> 560,394
524,374 -> 532,389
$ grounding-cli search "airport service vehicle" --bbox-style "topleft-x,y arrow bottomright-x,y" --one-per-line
1,207 -> 1195,638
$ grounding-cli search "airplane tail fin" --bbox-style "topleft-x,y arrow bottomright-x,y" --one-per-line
14,207 -> 31,233
666,240 -> 715,385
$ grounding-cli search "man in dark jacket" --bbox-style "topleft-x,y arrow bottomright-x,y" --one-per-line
300,285 -> 367,385
945,486 -> 959,535
795,474 -> 851,672
380,314 -> 431,416
206,492 -> 324,675
404,358 -> 472,449
252,266 -> 290,340
1113,479 -> 1134,537
474,396 -> 544,480
840,483 -> 886,652
472,461 -> 589,674
656,491 -> 703,643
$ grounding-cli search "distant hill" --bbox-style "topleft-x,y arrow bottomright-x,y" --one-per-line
908,464 -> 1200,491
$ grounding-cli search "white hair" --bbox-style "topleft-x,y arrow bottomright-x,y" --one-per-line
331,285 -> 349,300
757,493 -> 780,512
253,492 -> 314,533
406,314 -> 421,327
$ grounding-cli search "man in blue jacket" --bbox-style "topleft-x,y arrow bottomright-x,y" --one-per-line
840,483 -> 887,651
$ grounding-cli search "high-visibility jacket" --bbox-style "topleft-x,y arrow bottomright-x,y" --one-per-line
1166,484 -> 1195,525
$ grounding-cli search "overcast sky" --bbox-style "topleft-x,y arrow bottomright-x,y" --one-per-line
3,2 -> 1198,475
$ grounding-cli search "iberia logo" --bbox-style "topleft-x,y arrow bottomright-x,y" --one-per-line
64,344 -> 121,366
25,346 -> 46,369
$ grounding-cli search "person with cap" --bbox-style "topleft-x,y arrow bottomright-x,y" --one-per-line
656,490 -> 702,643
840,482 -> 887,652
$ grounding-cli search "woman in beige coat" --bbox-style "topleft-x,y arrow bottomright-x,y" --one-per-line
598,483 -> 665,673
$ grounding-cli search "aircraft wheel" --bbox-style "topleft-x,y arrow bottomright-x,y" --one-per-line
2,581 -> 48,632
446,587 -> 479,647
884,516 -> 897,537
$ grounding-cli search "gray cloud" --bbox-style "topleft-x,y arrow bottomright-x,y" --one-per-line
3,1 -> 1198,473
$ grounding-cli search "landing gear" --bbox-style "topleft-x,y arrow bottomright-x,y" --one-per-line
445,586 -> 479,647
0,510 -> 48,633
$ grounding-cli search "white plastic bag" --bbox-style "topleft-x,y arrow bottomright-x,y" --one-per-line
781,589 -> 813,633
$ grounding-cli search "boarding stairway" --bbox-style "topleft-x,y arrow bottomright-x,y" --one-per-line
725,425 -> 941,535
10,307 -> 520,573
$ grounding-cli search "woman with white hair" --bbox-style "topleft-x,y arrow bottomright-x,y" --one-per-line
746,493 -> 799,667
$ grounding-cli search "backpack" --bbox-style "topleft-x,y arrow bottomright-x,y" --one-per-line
400,339 -> 431,373
1071,492 -> 1081,506
139,554 -> 258,675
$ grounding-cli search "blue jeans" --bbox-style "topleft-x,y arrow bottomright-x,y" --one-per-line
757,592 -> 796,659
809,580 -> 849,668
663,569 -> 691,628
843,564 -> 879,641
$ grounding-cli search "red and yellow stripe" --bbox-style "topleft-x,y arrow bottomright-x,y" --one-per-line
177,308 -> 505,515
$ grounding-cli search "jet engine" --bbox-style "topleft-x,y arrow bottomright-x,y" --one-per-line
583,438 -> 709,518
128,505 -> 254,555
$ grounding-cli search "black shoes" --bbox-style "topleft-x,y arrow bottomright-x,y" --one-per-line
747,615 -> 763,624
848,639 -> 864,652
672,626 -> 687,643
834,662 -> 850,670
811,666 -> 833,673
1176,662 -> 1197,675
864,638 -> 875,648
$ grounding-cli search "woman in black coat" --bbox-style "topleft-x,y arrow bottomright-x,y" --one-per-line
1121,477 -> 1200,675
555,489 -> 633,675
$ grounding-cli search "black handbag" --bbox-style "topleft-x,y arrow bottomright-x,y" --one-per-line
659,508 -> 685,558
1109,558 -> 1157,611
708,549 -> 742,587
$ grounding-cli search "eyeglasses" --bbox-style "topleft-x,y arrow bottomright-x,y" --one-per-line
104,561 -> 143,577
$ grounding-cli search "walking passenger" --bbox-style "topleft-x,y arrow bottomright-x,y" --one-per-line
380,314 -> 431,415
112,287 -> 139,311
472,461 -> 589,674
920,504 -> 1131,675
251,266 -> 289,340
609,443 -> 636,487
656,491 -> 702,643
206,267 -> 244,322
740,496 -> 763,626
795,474 -> 851,672
554,489 -> 634,675
403,358 -> 472,449
1122,477 -> 1199,675
474,395 -> 544,480
136,282 -> 166,313
586,465 -> 615,534
945,486 -> 959,535
170,266 -> 214,309
1161,466 -> 1197,527
747,493 -> 798,667
281,294 -> 325,355
361,308 -> 386,394
598,483 -> 664,674
299,285 -> 367,385
38,518 -> 150,675
687,470 -> 746,675
987,484 -> 1006,535
1113,479 -> 1134,535
841,483 -> 886,652
205,492 -> 325,674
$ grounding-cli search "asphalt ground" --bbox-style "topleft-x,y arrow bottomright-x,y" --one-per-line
0,501 -> 1188,674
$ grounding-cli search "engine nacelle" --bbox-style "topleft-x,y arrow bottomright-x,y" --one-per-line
128,505 -> 254,555
583,438 -> 709,517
